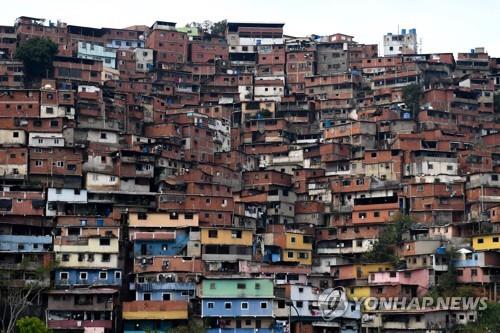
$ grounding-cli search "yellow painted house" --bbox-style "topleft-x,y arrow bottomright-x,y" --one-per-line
472,234 -> 500,251
53,236 -> 120,269
283,232 -> 313,265
122,300 -> 188,320
200,228 -> 253,246
346,285 -> 371,300
336,262 -> 393,280
129,212 -> 199,228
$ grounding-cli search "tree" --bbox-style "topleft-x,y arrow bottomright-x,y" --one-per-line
14,37 -> 58,84
16,317 -> 51,333
0,261 -> 52,333
459,302 -> 500,333
185,20 -> 227,37
0,283 -> 45,333
402,84 -> 422,117
211,20 -> 227,37
361,213 -> 414,264
494,93 -> 500,114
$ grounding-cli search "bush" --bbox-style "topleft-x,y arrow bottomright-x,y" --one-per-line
16,317 -> 51,333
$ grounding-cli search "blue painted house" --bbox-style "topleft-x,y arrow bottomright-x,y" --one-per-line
133,231 -> 190,256
135,282 -> 196,301
201,278 -> 279,333
55,268 -> 122,287
0,235 -> 52,252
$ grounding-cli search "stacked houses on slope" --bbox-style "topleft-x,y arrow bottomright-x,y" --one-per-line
0,17 -> 499,333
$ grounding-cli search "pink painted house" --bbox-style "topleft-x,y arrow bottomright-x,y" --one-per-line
368,268 -> 435,296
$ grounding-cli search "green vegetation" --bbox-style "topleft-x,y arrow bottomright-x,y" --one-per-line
458,302 -> 500,333
494,93 -> 500,114
425,248 -> 482,314
252,109 -> 272,119
16,317 -> 51,333
0,259 -> 53,333
402,83 -> 422,116
185,20 -> 227,37
14,37 -> 58,84
361,213 -> 414,264
168,319 -> 205,333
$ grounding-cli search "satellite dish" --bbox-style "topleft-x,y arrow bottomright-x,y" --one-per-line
138,35 -> 145,41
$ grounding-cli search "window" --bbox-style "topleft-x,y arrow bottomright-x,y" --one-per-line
241,302 -> 249,310
287,251 -> 294,258
99,272 -> 107,280
100,238 -> 111,246
374,211 -> 380,218
80,272 -> 88,280
255,283 -> 260,290
101,254 -> 111,262
100,132 -> 107,139
60,272 -> 69,280
237,283 -> 246,289
477,238 -> 484,244
208,230 -> 218,238
115,271 -> 121,279
260,302 -> 268,309
471,269 -> 478,276
207,302 -> 214,309
143,293 -> 151,301
492,175 -> 499,181
210,283 -> 216,289
291,236 -> 296,243
62,254 -> 69,261
296,301 -> 303,308
232,230 -> 242,238
494,237 -> 499,243
35,160 -> 43,167
224,302 -> 232,309
13,131 -> 19,138
162,293 -> 171,301
181,290 -> 194,297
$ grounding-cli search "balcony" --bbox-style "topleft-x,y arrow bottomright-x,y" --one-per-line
206,329 -> 282,333
0,235 -> 52,252
136,282 -> 196,292
48,320 -> 112,330
122,300 -> 188,320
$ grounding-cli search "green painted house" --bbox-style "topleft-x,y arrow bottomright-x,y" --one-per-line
201,278 -> 274,298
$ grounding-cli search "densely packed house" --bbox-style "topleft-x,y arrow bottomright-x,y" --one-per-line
0,16 -> 500,333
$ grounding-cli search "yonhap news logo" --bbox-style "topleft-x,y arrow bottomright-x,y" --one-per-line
318,286 -> 349,321
317,286 -> 488,321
